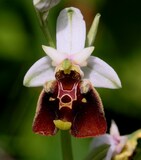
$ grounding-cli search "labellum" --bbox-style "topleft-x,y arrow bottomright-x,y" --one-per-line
32,59 -> 107,138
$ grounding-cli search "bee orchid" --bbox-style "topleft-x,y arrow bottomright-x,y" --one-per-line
23,7 -> 121,138
91,121 -> 128,159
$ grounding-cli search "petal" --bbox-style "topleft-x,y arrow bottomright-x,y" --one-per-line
72,47 -> 94,66
71,80 -> 107,138
82,56 -> 122,89
42,45 -> 66,65
33,90 -> 58,136
23,56 -> 54,87
57,7 -> 86,54
110,120 -> 120,137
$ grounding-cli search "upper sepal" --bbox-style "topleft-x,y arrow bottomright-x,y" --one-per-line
56,7 -> 86,54
82,56 -> 122,89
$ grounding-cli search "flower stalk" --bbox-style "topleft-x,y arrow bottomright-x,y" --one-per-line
36,10 -> 55,47
61,131 -> 73,160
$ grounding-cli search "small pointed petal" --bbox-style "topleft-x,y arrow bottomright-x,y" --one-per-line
42,45 -> 66,66
57,7 -> 86,54
33,90 -> 58,136
23,56 -> 54,87
72,47 -> 94,66
110,120 -> 120,137
86,13 -> 101,46
71,80 -> 107,138
82,56 -> 122,89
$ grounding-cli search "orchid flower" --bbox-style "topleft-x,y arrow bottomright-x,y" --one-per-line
91,121 -> 128,160
23,7 -> 121,137
113,129 -> 141,160
24,7 -> 121,89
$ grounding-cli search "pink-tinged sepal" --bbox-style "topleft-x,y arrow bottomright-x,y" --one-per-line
32,87 -> 59,136
71,80 -> 107,138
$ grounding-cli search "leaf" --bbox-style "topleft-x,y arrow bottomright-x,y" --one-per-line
133,138 -> 141,160
84,144 -> 110,160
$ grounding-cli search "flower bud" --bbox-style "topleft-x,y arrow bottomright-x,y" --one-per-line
33,0 -> 61,12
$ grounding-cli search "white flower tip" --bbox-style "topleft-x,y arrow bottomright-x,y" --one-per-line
42,45 -> 53,57
90,46 -> 95,52
23,75 -> 31,87
112,76 -> 122,89
23,78 -> 27,87
42,45 -> 47,51
42,45 -> 53,56
118,81 -> 122,88
110,120 -> 120,137
23,71 -> 35,87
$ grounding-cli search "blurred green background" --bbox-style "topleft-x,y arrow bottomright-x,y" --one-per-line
0,0 -> 141,159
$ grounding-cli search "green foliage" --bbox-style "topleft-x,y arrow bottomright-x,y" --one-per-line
84,144 -> 110,160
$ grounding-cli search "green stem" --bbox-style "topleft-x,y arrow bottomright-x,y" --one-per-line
36,10 -> 55,48
61,131 -> 73,160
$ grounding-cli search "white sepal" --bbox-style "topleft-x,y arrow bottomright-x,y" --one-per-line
56,7 -> 86,54
82,56 -> 122,89
23,56 -> 54,87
